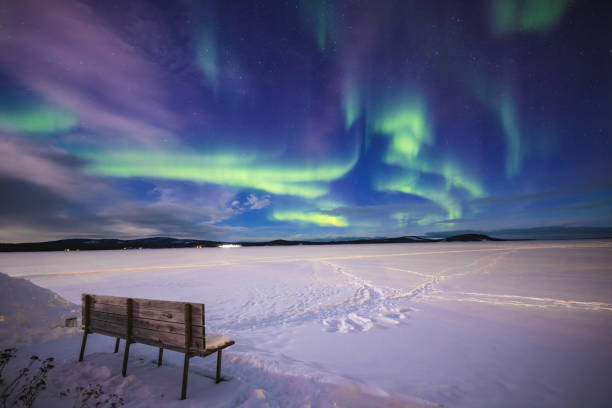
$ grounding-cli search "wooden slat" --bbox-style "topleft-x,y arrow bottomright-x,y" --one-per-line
90,311 -> 204,339
133,327 -> 204,350
184,303 -> 191,352
90,310 -> 126,325
87,294 -> 127,306
85,294 -> 204,325
90,319 -> 124,336
89,294 -> 203,315
89,302 -> 126,316
126,297 -> 133,340
89,314 -> 204,349
89,302 -> 202,324
201,304 -> 206,349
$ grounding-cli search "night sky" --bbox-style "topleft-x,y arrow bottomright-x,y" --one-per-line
0,0 -> 611,242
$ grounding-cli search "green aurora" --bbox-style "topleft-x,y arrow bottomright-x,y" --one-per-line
81,148 -> 359,200
0,106 -> 77,134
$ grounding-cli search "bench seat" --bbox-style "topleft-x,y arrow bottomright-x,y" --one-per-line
78,294 -> 234,399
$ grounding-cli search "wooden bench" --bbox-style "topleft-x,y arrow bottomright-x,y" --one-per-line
78,294 -> 235,400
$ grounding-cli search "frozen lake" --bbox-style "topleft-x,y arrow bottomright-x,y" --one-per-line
3,240 -> 612,407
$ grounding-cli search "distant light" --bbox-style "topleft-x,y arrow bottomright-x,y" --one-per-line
219,244 -> 241,248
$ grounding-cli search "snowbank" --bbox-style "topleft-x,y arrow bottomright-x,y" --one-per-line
0,272 -> 79,347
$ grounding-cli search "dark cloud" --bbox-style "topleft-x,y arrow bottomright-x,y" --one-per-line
0,178 -> 68,217
0,137 -> 248,242
0,178 -> 246,242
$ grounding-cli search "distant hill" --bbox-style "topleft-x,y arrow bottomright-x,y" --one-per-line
238,236 -> 438,246
426,226 -> 612,240
0,237 -> 221,252
442,234 -> 504,242
0,234 -> 504,252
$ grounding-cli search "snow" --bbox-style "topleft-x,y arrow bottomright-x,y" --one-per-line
1,240 -> 612,407
0,272 -> 79,347
206,334 -> 231,350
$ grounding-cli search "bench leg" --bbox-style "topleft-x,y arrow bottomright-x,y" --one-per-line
180,354 -> 190,400
157,348 -> 163,367
114,338 -> 120,353
122,341 -> 131,377
215,349 -> 222,384
78,331 -> 88,362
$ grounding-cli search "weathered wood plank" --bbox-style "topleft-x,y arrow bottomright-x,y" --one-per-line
89,302 -> 126,316
184,303 -> 191,352
89,316 -> 205,349
87,294 -> 127,307
90,310 -> 127,325
90,311 -> 204,339
89,294 -> 128,310
133,327 -> 204,350
90,319 -> 125,337
201,304 -> 206,349
88,294 -> 204,316
87,296 -> 204,325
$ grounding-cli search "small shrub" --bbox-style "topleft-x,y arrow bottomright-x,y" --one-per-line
0,349 -> 54,408
0,349 -> 17,384
59,384 -> 124,408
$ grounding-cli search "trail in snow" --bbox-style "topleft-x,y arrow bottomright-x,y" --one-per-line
208,260 -> 416,334
318,246 -> 612,332
319,251 -> 517,332
430,291 -> 612,312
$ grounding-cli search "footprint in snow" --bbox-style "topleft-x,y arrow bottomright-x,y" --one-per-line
323,314 -> 374,333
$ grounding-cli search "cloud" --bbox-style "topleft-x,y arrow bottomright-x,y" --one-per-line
0,136 -> 105,201
94,200 -> 247,239
0,138 -> 251,242
0,0 -> 183,145
0,177 -> 247,242
244,194 -> 271,210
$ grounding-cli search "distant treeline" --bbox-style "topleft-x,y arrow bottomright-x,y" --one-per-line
0,234 -> 503,252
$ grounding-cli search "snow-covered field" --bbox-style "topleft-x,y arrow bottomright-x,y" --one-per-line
2,240 -> 612,407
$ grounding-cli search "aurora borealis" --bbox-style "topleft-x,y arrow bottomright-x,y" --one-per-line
0,0 -> 610,242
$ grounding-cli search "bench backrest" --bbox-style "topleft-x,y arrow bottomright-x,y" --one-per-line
82,294 -> 206,353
